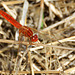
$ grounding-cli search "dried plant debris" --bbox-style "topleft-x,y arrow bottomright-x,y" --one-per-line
0,0 -> 75,75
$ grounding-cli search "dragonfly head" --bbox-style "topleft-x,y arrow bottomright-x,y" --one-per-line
30,34 -> 38,42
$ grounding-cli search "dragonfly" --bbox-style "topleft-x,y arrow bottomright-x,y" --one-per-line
0,10 -> 38,42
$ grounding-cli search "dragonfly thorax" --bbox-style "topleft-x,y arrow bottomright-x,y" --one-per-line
19,26 -> 33,37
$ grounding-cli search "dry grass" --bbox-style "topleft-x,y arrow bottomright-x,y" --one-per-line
0,0 -> 75,75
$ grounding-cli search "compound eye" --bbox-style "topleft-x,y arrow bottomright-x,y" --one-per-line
31,34 -> 38,42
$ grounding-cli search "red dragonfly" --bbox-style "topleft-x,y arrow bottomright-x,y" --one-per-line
0,10 -> 38,42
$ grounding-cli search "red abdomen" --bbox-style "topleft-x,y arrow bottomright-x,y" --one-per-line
0,10 -> 22,29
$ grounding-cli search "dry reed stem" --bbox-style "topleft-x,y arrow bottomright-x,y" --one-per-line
64,67 -> 75,74
33,64 -> 40,71
41,12 -> 75,32
44,0 -> 62,18
28,51 -> 34,75
1,2 -> 17,19
20,0 -> 29,26
57,56 -> 75,71
0,44 -> 14,53
0,38 -> 75,53
47,36 -> 75,45
1,1 -> 24,5
0,19 -> 3,25
38,0 -> 44,30
0,70 -> 61,74
59,3 -> 75,7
